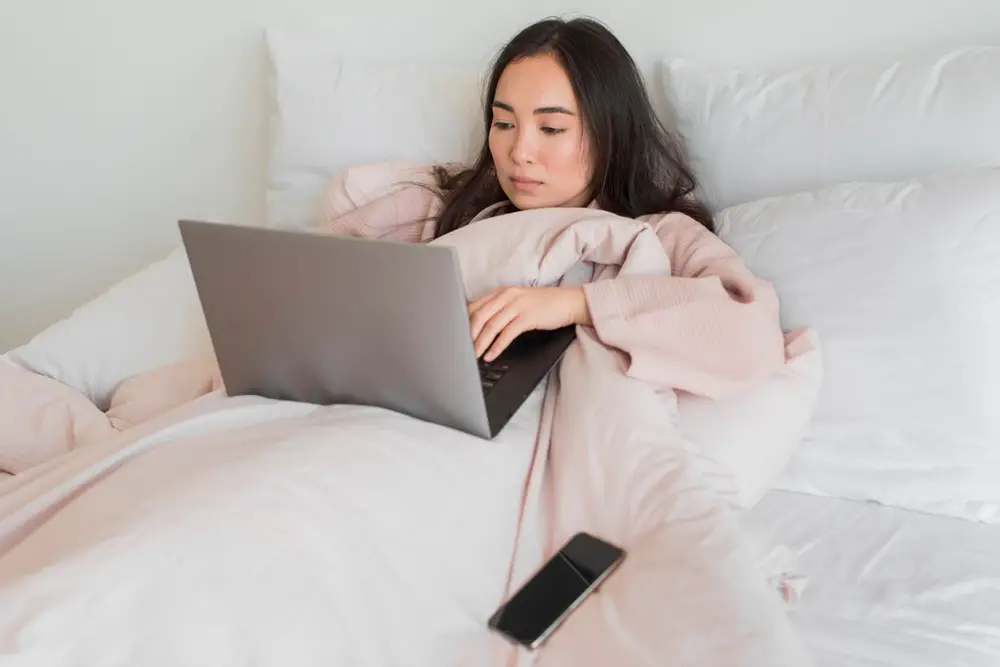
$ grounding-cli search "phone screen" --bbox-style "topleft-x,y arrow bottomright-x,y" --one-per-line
488,532 -> 625,648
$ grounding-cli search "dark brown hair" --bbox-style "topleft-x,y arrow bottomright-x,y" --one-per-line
430,16 -> 712,239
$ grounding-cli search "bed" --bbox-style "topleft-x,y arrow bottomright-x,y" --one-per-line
2,27 -> 1000,667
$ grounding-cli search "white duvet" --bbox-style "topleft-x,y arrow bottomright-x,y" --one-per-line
0,387 -> 546,666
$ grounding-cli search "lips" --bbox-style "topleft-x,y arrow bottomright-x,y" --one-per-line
511,176 -> 543,191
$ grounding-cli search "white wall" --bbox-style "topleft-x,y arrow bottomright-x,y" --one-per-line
2,0 -> 999,351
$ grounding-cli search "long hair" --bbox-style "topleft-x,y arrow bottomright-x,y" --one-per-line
430,17 -> 712,239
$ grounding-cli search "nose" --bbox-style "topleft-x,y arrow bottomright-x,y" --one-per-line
510,127 -> 536,165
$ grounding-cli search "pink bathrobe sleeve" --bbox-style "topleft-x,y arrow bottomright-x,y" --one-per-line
582,212 -> 787,399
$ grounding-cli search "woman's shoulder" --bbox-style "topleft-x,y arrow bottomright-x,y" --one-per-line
322,161 -> 441,220
320,161 -> 460,241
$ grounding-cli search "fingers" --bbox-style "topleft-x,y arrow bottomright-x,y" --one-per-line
470,287 -> 518,344
475,302 -> 519,359
468,287 -> 540,360
485,317 -> 528,361
468,289 -> 501,318
469,285 -> 518,315
470,297 -> 504,343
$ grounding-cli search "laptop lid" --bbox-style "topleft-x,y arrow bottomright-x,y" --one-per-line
178,220 -> 493,437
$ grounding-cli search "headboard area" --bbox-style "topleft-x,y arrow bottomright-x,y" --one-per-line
2,0 -> 999,351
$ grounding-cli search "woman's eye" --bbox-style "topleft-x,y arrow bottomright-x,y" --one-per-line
541,127 -> 566,135
492,121 -> 513,130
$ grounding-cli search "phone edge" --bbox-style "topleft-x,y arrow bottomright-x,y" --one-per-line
526,553 -> 625,650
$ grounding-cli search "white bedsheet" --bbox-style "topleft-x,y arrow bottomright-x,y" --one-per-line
743,491 -> 1000,666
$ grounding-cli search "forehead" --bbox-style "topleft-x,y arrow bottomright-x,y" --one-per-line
493,54 -> 578,110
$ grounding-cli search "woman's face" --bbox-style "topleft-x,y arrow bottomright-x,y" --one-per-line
489,53 -> 594,210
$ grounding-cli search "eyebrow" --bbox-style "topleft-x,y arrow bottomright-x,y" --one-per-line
492,101 -> 576,116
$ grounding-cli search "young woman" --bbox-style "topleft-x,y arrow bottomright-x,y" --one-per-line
322,17 -> 785,394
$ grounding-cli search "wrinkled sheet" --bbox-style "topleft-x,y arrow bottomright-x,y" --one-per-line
743,490 -> 1000,667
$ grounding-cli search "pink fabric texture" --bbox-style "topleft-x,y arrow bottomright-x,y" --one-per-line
0,362 -> 116,473
0,358 -> 223,475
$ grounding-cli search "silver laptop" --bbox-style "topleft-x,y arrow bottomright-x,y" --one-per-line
178,220 -> 576,439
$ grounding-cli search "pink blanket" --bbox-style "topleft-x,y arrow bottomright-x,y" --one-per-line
0,205 -> 815,665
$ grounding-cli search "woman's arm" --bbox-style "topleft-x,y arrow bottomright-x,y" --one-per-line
581,212 -> 787,399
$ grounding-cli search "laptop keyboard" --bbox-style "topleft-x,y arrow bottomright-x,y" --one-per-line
478,359 -> 510,394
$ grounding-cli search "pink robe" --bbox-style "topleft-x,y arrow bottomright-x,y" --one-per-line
319,163 -> 788,399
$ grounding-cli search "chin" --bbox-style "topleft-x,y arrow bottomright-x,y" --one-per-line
505,190 -> 554,211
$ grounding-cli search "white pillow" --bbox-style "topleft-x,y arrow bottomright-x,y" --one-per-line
677,329 -> 823,509
662,46 -> 1000,210
716,168 -> 1000,522
266,29 -> 482,229
5,248 -> 212,411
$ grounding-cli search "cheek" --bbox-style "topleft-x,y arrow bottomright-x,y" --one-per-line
542,134 -> 591,182
488,130 -> 507,165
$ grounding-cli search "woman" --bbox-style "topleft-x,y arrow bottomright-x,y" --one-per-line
323,17 -> 785,395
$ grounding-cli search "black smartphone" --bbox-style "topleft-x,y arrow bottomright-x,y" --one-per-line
487,532 -> 626,650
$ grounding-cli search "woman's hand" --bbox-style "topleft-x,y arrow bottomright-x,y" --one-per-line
469,286 -> 592,361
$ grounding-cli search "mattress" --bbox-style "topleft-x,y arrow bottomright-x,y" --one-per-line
742,491 -> 1000,666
